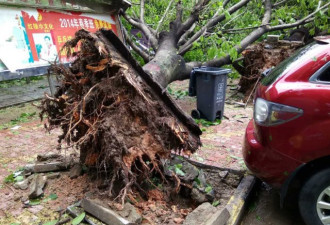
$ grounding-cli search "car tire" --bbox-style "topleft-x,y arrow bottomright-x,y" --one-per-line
299,168 -> 330,225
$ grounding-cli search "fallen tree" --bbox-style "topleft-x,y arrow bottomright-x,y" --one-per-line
119,0 -> 329,87
41,29 -> 201,202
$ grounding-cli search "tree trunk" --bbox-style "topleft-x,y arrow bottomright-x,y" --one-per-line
142,35 -> 187,88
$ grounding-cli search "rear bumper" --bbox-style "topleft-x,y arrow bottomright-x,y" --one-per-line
242,120 -> 302,188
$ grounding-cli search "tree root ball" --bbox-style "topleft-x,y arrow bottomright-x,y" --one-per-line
40,29 -> 201,202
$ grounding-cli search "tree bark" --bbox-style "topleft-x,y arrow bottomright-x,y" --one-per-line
143,34 -> 187,87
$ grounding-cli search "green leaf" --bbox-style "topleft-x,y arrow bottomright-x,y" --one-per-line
212,200 -> 220,207
175,167 -> 185,176
71,212 -> 85,225
29,199 -> 41,206
136,32 -> 142,38
43,193 -> 58,203
43,220 -> 58,225
49,193 -> 58,200
205,185 -> 213,193
174,163 -> 183,169
14,176 -> 24,182
4,173 -> 15,183
224,11 -> 231,20
194,178 -> 201,186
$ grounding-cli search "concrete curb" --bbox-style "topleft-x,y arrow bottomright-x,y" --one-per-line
225,175 -> 257,225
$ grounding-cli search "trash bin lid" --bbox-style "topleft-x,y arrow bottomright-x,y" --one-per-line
193,66 -> 231,75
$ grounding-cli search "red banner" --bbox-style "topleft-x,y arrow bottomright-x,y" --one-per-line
22,9 -> 118,63
0,7 -> 119,72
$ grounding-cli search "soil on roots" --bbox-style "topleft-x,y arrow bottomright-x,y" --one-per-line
40,29 -> 201,202
238,40 -> 304,101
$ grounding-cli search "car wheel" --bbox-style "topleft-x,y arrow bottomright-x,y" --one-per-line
191,109 -> 200,119
299,168 -> 330,225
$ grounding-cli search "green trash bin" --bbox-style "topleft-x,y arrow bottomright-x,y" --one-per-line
189,66 -> 231,121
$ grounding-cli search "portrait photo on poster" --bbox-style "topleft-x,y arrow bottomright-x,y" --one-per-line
32,33 -> 58,63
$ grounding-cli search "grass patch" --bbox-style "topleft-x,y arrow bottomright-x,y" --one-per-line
0,112 -> 37,130
0,77 -> 44,88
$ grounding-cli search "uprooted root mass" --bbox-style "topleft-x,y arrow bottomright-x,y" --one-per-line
40,29 -> 201,202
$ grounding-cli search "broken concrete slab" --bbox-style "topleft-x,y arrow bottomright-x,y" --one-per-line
81,198 -> 135,225
13,179 -> 29,190
205,208 -> 230,225
117,203 -> 142,224
191,188 -> 208,204
69,164 -> 83,179
37,153 -> 62,162
219,170 -> 229,179
46,172 -> 61,179
28,174 -> 47,199
183,202 -> 217,225
25,161 -> 72,173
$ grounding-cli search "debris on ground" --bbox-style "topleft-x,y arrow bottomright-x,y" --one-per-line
183,202 -> 217,225
37,153 -> 62,162
81,198 -> 132,225
28,174 -> 47,199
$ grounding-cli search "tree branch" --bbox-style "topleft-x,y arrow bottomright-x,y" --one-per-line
273,0 -> 289,8
122,27 -> 152,63
140,0 -> 145,23
175,0 -> 210,41
120,10 -> 159,50
178,0 -> 251,55
223,0 -> 230,8
222,23 -> 270,33
185,0 -> 272,73
221,9 -> 246,29
269,1 -> 330,31
156,0 -> 175,33
178,23 -> 196,46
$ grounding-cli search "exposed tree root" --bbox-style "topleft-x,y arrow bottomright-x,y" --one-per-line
40,29 -> 201,201
236,40 -> 304,100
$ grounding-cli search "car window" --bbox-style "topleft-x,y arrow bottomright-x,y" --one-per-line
318,67 -> 330,82
310,61 -> 330,84
261,42 -> 321,86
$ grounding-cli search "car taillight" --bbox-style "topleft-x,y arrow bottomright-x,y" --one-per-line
254,98 -> 303,126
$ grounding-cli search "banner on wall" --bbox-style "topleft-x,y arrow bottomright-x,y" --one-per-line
0,0 -> 91,12
0,7 -> 118,72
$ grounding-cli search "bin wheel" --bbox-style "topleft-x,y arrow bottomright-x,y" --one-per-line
191,109 -> 201,119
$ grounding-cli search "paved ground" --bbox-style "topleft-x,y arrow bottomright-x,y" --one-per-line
168,80 -> 252,171
0,79 -> 306,224
241,183 -> 305,225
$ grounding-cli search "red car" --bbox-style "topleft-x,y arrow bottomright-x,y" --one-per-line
242,37 -> 330,225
